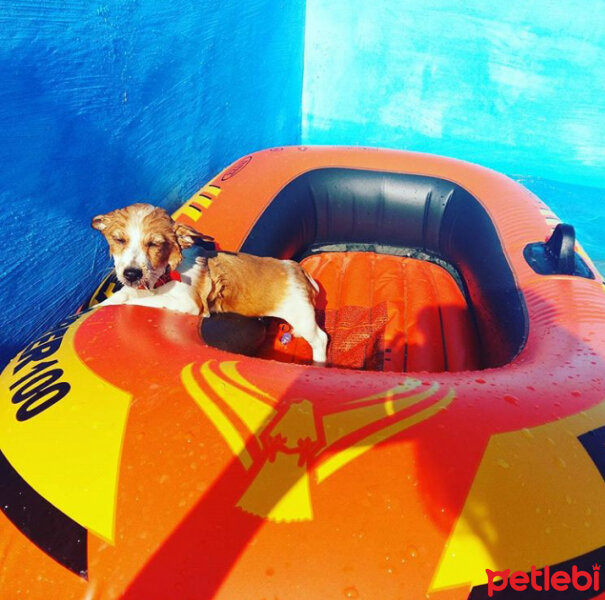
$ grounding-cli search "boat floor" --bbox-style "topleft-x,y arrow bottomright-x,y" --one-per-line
257,252 -> 482,372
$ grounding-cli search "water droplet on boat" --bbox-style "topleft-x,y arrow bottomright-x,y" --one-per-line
496,458 -> 510,469
504,394 -> 518,405
343,586 -> 359,598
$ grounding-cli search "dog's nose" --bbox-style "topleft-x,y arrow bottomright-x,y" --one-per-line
123,267 -> 143,283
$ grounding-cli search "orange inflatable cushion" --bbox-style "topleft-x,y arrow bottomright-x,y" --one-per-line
257,252 -> 482,372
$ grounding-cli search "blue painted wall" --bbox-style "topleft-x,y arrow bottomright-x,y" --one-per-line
303,0 -> 605,188
0,1 -> 306,367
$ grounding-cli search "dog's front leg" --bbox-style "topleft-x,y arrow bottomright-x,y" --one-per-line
94,286 -> 140,307
95,282 -> 200,316
119,281 -> 200,315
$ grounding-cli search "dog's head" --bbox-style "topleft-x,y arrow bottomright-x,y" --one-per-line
92,203 -> 212,289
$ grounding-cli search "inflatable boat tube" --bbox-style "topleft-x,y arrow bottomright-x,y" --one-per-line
1,147 -> 604,599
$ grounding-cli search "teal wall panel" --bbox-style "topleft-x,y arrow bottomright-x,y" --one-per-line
303,0 -> 605,187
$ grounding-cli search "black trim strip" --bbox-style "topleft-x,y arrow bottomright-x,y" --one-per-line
0,450 -> 88,578
579,425 -> 605,481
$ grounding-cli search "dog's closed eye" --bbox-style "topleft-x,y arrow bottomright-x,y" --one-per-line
146,234 -> 166,249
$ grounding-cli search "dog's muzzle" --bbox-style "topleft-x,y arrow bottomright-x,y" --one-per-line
123,267 -> 143,284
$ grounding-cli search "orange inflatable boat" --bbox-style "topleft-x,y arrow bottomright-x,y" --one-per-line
1,147 -> 604,599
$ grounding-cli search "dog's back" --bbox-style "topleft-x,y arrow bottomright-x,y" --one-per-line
200,252 -> 317,317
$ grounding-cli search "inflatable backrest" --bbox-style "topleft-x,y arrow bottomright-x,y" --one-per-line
241,168 -> 527,366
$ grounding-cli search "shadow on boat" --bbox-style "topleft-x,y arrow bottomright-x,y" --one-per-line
71,288 -> 605,599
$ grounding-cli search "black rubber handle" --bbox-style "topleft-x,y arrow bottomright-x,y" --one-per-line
545,223 -> 576,275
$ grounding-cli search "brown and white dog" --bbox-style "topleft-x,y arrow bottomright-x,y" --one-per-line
92,203 -> 328,363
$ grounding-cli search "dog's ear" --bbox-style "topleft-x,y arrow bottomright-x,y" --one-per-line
173,222 -> 214,249
168,244 -> 182,271
92,214 -> 109,231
